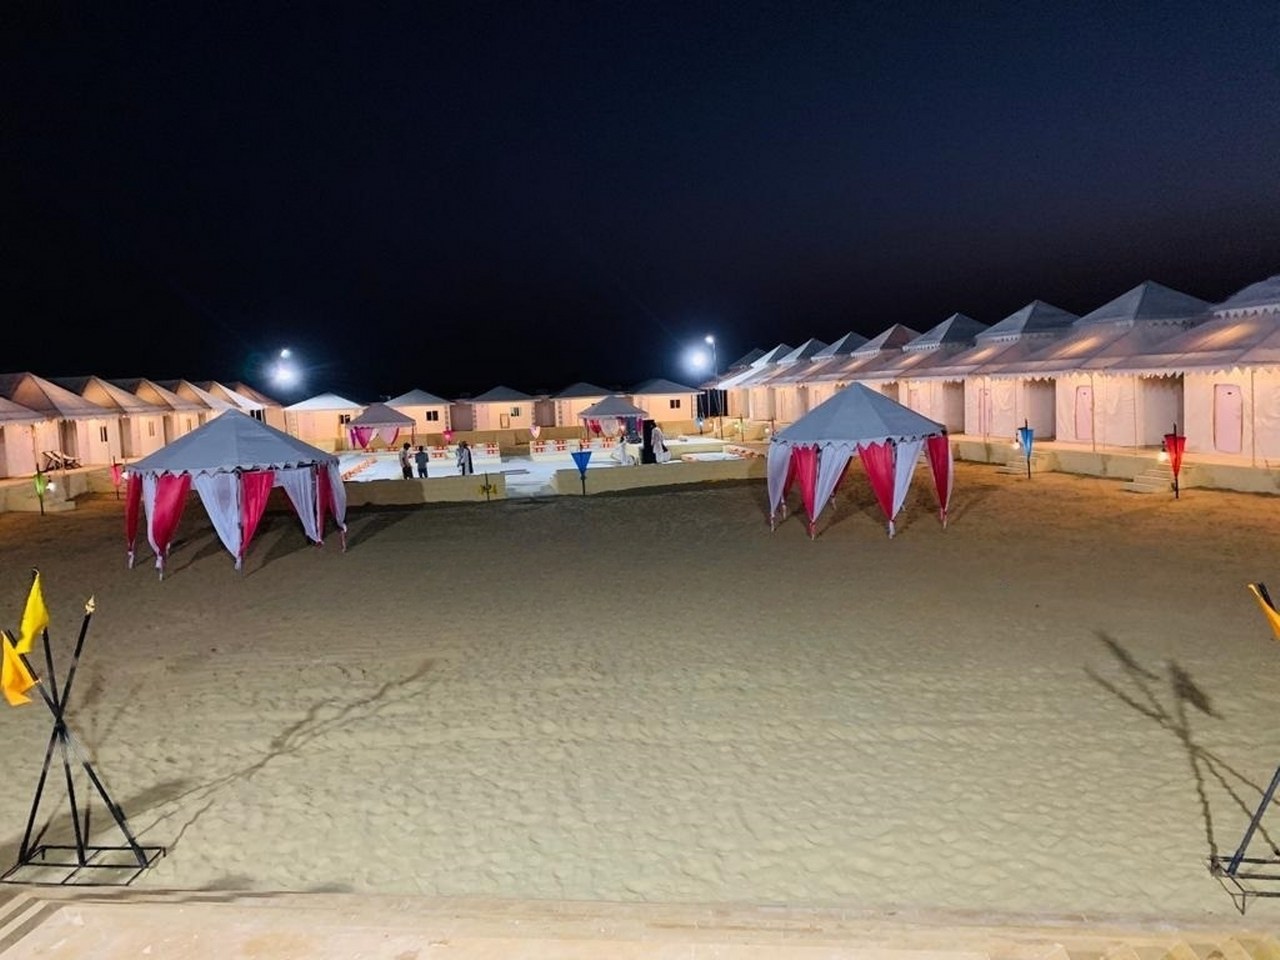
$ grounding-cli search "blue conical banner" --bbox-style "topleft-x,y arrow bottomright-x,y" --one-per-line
1018,425 -> 1034,457
570,450 -> 592,477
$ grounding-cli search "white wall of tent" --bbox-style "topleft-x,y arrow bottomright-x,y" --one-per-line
3,273 -> 1279,480
713,274 -> 1280,466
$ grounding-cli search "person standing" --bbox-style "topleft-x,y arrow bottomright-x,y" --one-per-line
456,440 -> 474,475
414,445 -> 429,478
399,442 -> 413,479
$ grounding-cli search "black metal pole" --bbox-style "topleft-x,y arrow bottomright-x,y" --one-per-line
1024,419 -> 1031,480
1226,764 -> 1280,876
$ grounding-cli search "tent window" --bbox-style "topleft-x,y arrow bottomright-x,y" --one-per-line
99,426 -> 109,443
669,399 -> 681,410
147,422 -> 156,438
510,406 -> 522,417
338,414 -> 352,425
425,410 -> 440,422
252,410 -> 264,422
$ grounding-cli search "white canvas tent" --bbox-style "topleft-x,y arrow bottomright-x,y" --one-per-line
767,384 -> 953,538
125,411 -> 347,577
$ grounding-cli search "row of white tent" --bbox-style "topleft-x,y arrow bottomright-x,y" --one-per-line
0,376 -> 706,478
713,274 -> 1280,463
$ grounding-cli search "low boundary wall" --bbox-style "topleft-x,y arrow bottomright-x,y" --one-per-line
552,457 -> 766,496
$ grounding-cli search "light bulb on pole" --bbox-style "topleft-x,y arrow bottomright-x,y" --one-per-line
704,334 -> 720,430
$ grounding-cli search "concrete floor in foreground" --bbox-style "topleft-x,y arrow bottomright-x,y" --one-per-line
1,890 -> 1278,959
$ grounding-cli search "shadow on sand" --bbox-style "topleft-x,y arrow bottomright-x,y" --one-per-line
1086,630 -> 1278,864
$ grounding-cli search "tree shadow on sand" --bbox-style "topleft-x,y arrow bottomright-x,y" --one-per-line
131,660 -> 437,860
1086,631 -> 1278,863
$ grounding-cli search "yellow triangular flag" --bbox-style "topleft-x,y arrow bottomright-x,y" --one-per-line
16,572 -> 50,654
1246,583 -> 1280,642
1,632 -> 37,707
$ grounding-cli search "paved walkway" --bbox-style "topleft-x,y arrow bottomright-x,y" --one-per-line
1,889 -> 1276,958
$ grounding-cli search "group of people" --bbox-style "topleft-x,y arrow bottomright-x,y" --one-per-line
399,441 -> 474,479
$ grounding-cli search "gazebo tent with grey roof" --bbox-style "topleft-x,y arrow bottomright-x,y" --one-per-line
125,410 -> 347,577
345,402 -> 415,450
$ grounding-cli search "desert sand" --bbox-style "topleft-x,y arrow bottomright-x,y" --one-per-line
0,463 -> 1277,924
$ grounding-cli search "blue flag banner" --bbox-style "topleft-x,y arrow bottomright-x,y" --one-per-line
1017,425 -> 1034,457
570,450 -> 592,477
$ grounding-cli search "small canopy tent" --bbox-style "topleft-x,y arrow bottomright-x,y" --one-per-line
578,395 -> 649,438
346,402 -> 414,450
125,411 -> 347,577
768,383 -> 953,538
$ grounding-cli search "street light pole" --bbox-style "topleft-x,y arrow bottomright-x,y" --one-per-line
705,334 -> 720,436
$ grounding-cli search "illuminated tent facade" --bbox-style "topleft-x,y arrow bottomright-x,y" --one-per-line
125,410 -> 347,577
767,383 -> 953,538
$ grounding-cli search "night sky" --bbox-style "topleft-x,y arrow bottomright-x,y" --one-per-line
5,2 -> 1279,402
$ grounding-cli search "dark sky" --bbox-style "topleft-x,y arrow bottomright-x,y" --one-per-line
5,2 -> 1279,401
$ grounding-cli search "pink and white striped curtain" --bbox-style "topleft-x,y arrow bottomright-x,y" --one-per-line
376,427 -> 400,446
857,441 -> 896,536
349,426 -> 375,449
144,473 -> 192,578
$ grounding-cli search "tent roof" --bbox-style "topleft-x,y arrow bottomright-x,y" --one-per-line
1213,274 -> 1280,314
752,344 -> 794,365
227,382 -> 282,406
851,324 -> 921,357
812,332 -> 869,358
978,301 -> 1078,341
468,385 -> 533,403
554,381 -> 610,399
630,378 -> 697,395
198,381 -> 264,412
285,392 -> 363,411
776,384 -> 945,445
726,347 -> 766,369
579,395 -> 650,419
52,376 -> 168,415
1074,281 -> 1211,326
0,396 -> 46,424
111,378 -> 206,412
157,379 -> 236,411
130,410 -> 337,475
778,339 -> 828,364
347,402 -> 415,427
905,314 -> 988,351
1106,309 -> 1280,373
386,388 -> 450,407
0,373 -> 114,420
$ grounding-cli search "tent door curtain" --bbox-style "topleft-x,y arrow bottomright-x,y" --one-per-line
349,426 -> 375,449
376,427 -> 400,447
790,446 -> 819,537
1213,383 -> 1243,454
1074,385 -> 1094,442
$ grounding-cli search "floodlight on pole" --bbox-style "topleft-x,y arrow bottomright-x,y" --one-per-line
704,334 -> 719,425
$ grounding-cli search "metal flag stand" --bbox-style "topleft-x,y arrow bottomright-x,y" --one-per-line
1,576 -> 165,886
1208,582 -> 1280,912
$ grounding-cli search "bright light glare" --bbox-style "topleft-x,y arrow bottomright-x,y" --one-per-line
686,348 -> 710,371
280,348 -> 292,359
271,362 -> 300,389
704,334 -> 715,345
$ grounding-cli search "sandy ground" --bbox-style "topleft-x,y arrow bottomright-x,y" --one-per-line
0,463 -> 1277,923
